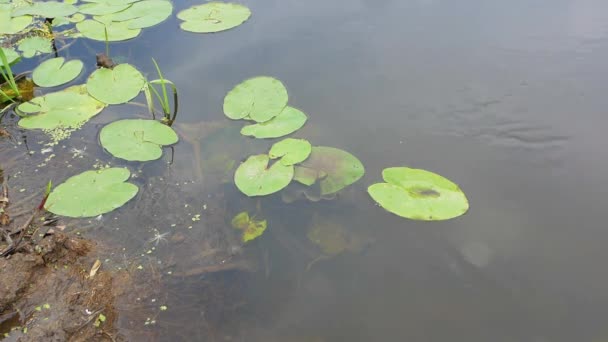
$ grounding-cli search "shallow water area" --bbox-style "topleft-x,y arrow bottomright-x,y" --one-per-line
3,0 -> 608,341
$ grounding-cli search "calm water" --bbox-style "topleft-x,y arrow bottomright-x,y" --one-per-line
5,0 -> 608,341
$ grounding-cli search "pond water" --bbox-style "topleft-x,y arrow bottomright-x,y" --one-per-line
3,0 -> 608,341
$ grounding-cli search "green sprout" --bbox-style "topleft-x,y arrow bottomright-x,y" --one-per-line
0,48 -> 20,103
145,58 -> 178,126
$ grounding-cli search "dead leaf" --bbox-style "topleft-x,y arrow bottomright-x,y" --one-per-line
89,259 -> 101,278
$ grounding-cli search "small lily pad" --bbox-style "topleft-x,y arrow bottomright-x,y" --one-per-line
177,2 -> 251,33
231,211 -> 267,243
0,4 -> 32,34
86,64 -> 145,104
240,106 -> 307,139
99,119 -> 178,161
45,168 -> 139,218
76,19 -> 141,41
298,146 -> 365,195
269,138 -> 311,166
17,85 -> 106,130
12,1 -> 78,18
223,76 -> 288,123
18,36 -> 53,58
33,57 -> 84,87
368,167 -> 469,221
234,154 -> 294,197
94,0 -> 172,29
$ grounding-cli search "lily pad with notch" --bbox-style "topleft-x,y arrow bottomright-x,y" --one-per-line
0,4 -> 32,34
240,106 -> 307,139
368,167 -> 469,221
269,138 -> 311,166
99,119 -> 179,161
234,154 -> 294,197
32,57 -> 84,87
12,1 -> 78,18
223,76 -> 288,123
76,19 -> 141,41
297,146 -> 365,196
177,2 -> 251,33
45,168 -> 139,218
93,0 -> 172,29
86,63 -> 145,104
18,36 -> 53,58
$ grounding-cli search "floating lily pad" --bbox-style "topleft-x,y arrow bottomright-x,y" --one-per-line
0,4 -> 32,34
33,57 -> 84,87
240,106 -> 307,139
293,165 -> 326,186
297,146 -> 364,195
78,2 -> 131,15
94,0 -> 172,29
99,119 -> 178,161
17,85 -> 106,130
368,167 -> 469,221
18,36 -> 53,58
231,211 -> 267,243
45,168 -> 139,218
234,154 -> 294,196
177,2 -> 251,33
0,47 -> 19,67
86,64 -> 145,104
76,19 -> 141,41
223,76 -> 288,122
269,138 -> 311,166
12,1 -> 77,18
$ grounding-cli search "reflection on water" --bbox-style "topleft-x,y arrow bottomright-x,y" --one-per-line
3,0 -> 608,340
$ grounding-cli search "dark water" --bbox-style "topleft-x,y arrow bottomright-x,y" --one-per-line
5,0 -> 608,341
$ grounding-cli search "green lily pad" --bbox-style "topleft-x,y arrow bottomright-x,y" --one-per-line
33,57 -> 84,87
234,154 -> 294,197
368,167 -> 469,221
240,106 -> 307,139
86,64 -> 145,104
17,85 -> 106,130
298,146 -> 365,195
269,138 -> 311,166
223,76 -> 288,122
0,4 -> 32,34
231,211 -> 267,243
177,2 -> 251,33
78,2 -> 131,15
12,1 -> 77,18
76,19 -> 141,41
94,0 -> 172,29
293,165 -> 326,186
99,119 -> 178,161
45,168 -> 139,218
0,47 -> 19,67
18,36 -> 53,58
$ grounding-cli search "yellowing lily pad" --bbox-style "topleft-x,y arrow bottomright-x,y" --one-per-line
17,85 -> 106,130
76,19 -> 141,41
269,138 -> 311,166
234,154 -> 294,196
99,119 -> 178,161
223,76 -> 288,123
297,146 -> 365,195
231,211 -> 267,243
177,2 -> 251,33
240,106 -> 307,139
368,167 -> 469,221
32,57 -> 84,87
45,168 -> 139,218
86,64 -> 145,104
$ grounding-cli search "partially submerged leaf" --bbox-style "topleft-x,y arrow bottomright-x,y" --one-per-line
0,4 -> 32,34
32,57 -> 84,87
368,167 -> 469,221
12,1 -> 77,18
86,64 -> 145,104
234,154 -> 294,196
99,119 -> 178,161
298,146 -> 365,195
177,2 -> 251,33
76,19 -> 141,41
240,106 -> 307,139
18,36 -> 53,58
269,138 -> 311,166
45,168 -> 139,218
223,76 -> 288,122
293,165 -> 326,186
17,85 -> 106,130
231,211 -> 267,243
94,0 -> 172,29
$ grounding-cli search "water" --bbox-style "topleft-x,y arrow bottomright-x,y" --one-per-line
4,0 -> 608,340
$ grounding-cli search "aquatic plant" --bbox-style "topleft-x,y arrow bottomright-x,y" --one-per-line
241,106 -> 308,139
268,138 -> 312,166
234,154 -> 294,197
0,4 -> 33,35
146,58 -> 178,125
368,167 -> 469,221
177,2 -> 251,33
45,168 -> 139,218
231,211 -> 267,243
0,48 -> 20,102
99,119 -> 178,161
86,63 -> 145,104
224,76 -> 288,122
32,57 -> 84,88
